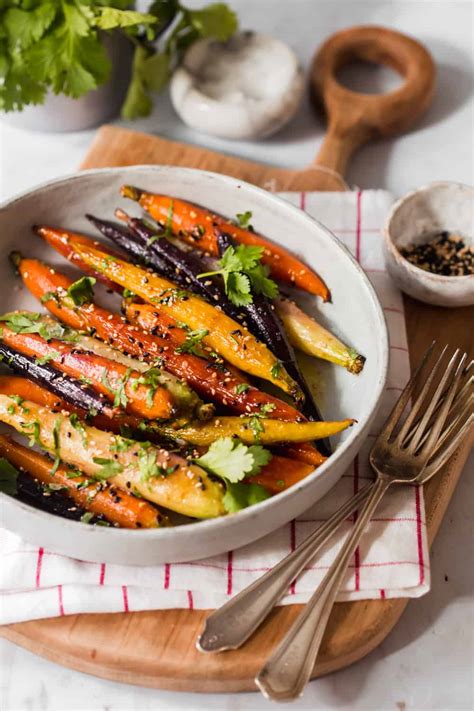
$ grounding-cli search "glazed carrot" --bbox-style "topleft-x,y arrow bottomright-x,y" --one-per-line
71,240 -> 302,398
121,187 -> 330,301
276,297 -> 366,374
0,375 -> 150,438
125,302 -> 329,463
0,323 -> 178,420
0,396 -> 226,519
0,435 -> 168,528
33,226 -> 122,293
246,455 -> 315,493
19,259 -> 295,419
153,416 -> 354,446
19,259 -> 327,464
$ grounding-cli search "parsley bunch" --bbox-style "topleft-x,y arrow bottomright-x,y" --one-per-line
0,0 -> 238,120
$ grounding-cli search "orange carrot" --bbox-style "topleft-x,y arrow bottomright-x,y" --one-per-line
0,326 -> 176,420
121,187 -> 330,301
247,455 -> 315,493
34,225 -> 122,293
0,435 -> 168,528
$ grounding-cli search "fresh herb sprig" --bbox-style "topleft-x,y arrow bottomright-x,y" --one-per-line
0,1 -> 237,120
196,437 -> 272,513
198,244 -> 279,307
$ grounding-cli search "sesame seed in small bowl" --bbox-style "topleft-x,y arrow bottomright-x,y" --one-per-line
383,182 -> 474,307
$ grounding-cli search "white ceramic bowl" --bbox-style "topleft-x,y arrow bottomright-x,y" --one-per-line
0,167 -> 388,565
383,182 -> 474,307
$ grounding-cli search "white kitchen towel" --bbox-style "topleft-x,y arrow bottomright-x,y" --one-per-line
0,190 -> 430,625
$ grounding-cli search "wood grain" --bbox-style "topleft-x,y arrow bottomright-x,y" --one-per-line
1,125 -> 472,692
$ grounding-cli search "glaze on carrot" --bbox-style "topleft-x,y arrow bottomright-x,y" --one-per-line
0,435 -> 168,528
121,186 -> 331,301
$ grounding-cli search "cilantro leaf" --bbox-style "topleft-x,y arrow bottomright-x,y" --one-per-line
0,458 -> 19,496
226,272 -> 252,306
198,244 -> 278,306
223,482 -> 271,513
188,3 -> 238,41
196,437 -> 272,483
247,445 -> 272,475
67,276 -> 96,306
93,8 -> 157,31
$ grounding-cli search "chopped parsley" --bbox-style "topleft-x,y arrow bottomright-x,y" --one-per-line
92,458 -> 124,480
35,351 -> 60,366
0,458 -> 19,495
234,383 -> 250,395
122,288 -> 136,299
41,291 -> 61,305
270,362 -> 282,379
198,244 -> 278,306
110,435 -> 134,453
80,512 -> 94,524
235,211 -> 253,229
70,413 -> 88,447
101,368 -> 132,409
50,416 -> 63,475
0,312 -> 78,343
163,200 -> 174,237
175,329 -> 209,356
66,276 -> 96,306
22,419 -> 41,447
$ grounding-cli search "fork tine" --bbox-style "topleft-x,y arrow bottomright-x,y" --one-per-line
410,358 -> 472,451
378,341 -> 436,442
421,413 -> 474,480
432,399 -> 473,454
396,345 -> 448,445
409,350 -> 465,454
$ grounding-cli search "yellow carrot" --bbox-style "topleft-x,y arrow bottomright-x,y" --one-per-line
72,241 -> 301,399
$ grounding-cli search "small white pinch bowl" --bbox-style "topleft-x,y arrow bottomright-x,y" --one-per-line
0,166 -> 388,565
170,31 -> 305,140
383,182 -> 474,307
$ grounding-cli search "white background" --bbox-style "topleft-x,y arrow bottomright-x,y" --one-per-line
0,1 -> 473,709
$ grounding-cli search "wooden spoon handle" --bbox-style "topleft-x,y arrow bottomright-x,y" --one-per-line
310,25 -> 436,189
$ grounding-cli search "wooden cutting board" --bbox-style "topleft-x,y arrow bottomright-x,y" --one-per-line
1,26 -> 473,693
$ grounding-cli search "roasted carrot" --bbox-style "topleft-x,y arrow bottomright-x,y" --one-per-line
0,396 -> 226,518
0,322 -> 179,420
33,226 -> 122,294
246,455 -> 315,493
19,259 -> 327,464
121,186 -> 330,301
125,302 -> 329,462
0,435 -> 168,528
0,375 -> 151,439
152,416 -> 354,446
276,297 -> 366,374
70,240 -> 302,398
19,259 -> 295,419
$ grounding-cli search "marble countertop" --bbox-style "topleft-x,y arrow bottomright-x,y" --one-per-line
1,1 -> 473,709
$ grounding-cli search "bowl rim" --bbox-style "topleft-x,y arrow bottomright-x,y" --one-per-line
0,164 -> 389,543
383,180 -> 474,284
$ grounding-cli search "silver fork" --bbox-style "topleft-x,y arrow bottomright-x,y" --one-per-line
254,345 -> 471,701
197,349 -> 472,657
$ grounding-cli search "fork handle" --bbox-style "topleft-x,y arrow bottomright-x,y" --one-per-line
197,482 -> 374,653
256,477 -> 392,701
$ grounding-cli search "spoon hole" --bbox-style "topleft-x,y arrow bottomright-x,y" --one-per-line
336,59 -> 403,95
